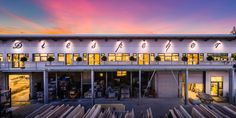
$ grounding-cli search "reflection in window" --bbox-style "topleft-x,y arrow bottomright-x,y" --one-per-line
207,53 -> 228,61
58,53 -> 65,62
33,53 -> 54,62
108,53 -> 130,62
158,53 -> 179,62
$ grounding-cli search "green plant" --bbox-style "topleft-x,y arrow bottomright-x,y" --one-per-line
76,57 -> 82,62
20,56 -> 28,62
129,56 -> 136,61
182,56 -> 188,62
154,56 -> 161,64
47,56 -> 55,65
101,56 -> 107,61
232,55 -> 236,61
206,55 -> 214,61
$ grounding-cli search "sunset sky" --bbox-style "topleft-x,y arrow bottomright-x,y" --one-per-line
0,0 -> 236,34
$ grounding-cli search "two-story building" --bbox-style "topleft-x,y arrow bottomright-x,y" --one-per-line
0,34 -> 236,105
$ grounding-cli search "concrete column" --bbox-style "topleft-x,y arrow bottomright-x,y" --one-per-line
139,69 -> 142,104
80,72 -> 83,98
91,70 -> 94,105
43,70 -> 48,104
105,72 -> 108,89
130,72 -> 133,97
229,68 -> 235,104
184,69 -> 189,105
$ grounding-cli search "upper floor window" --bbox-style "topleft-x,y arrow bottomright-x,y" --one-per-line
207,53 -> 228,61
33,53 -> 54,62
58,53 -> 65,62
108,53 -> 130,62
0,54 -> 3,62
158,53 -> 179,62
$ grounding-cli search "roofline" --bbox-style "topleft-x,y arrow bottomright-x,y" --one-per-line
0,34 -> 236,40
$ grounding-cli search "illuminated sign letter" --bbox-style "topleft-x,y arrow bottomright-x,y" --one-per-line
66,42 -> 71,49
41,41 -> 46,48
165,40 -> 171,52
215,42 -> 221,48
190,42 -> 196,48
115,42 -> 123,52
91,42 -> 96,49
13,41 -> 23,49
142,42 -> 146,48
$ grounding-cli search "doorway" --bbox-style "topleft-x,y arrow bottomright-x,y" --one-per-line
8,74 -> 30,106
210,76 -> 223,96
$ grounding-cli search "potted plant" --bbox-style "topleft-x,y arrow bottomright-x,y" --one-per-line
154,56 -> 161,64
20,56 -> 28,69
76,57 -> 83,64
231,55 -> 236,62
101,56 -> 107,64
129,56 -> 137,65
182,55 -> 188,64
206,55 -> 214,64
47,56 -> 55,65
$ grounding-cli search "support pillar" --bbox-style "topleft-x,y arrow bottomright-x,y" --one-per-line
43,70 -> 48,104
80,72 -> 83,98
91,70 -> 94,105
105,72 -> 108,89
130,72 -> 133,97
184,69 -> 189,105
139,69 -> 142,104
229,68 -> 235,104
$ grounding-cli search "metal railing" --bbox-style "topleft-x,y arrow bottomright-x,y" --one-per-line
0,60 -> 234,70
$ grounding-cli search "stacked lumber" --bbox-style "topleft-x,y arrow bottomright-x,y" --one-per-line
25,104 -> 139,118
165,104 -> 236,118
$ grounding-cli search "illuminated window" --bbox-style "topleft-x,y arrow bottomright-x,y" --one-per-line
117,71 -> 127,77
0,54 -> 3,62
88,53 -> 100,65
58,53 -> 65,62
73,53 -> 79,61
207,53 -> 228,61
200,53 -> 204,62
150,53 -> 155,62
108,53 -> 130,62
83,53 -> 87,61
158,53 -> 179,62
8,53 -> 29,68
33,53 -> 54,62
108,54 -> 115,61
7,54 -> 11,62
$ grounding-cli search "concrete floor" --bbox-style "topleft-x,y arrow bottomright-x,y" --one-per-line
13,98 -> 182,118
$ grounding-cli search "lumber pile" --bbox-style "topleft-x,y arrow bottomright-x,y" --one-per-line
165,104 -> 236,118
25,104 -> 145,118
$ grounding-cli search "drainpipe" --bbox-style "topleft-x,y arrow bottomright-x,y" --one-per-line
43,70 -> 48,104
139,69 -> 142,105
91,69 -> 94,105
184,68 -> 189,105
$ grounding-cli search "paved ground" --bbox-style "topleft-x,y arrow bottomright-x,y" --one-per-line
13,98 -> 182,118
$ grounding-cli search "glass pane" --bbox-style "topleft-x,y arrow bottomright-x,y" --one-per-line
108,53 -> 115,61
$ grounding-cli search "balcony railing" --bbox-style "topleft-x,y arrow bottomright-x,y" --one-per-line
0,60 -> 234,70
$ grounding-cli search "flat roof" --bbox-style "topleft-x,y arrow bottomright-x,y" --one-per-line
0,34 -> 236,40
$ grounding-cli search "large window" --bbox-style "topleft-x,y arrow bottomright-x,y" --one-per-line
7,53 -> 29,68
33,53 -> 54,62
88,53 -> 100,65
0,54 -> 3,62
73,53 -> 80,61
207,53 -> 228,61
158,53 -> 179,62
108,53 -> 130,62
58,53 -> 65,62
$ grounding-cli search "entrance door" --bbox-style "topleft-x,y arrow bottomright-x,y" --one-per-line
88,53 -> 100,65
8,74 -> 30,106
210,76 -> 223,96
12,54 -> 25,68
187,53 -> 199,65
138,53 -> 149,65
65,54 -> 73,65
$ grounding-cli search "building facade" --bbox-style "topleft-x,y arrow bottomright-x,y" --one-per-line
0,34 -> 236,105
